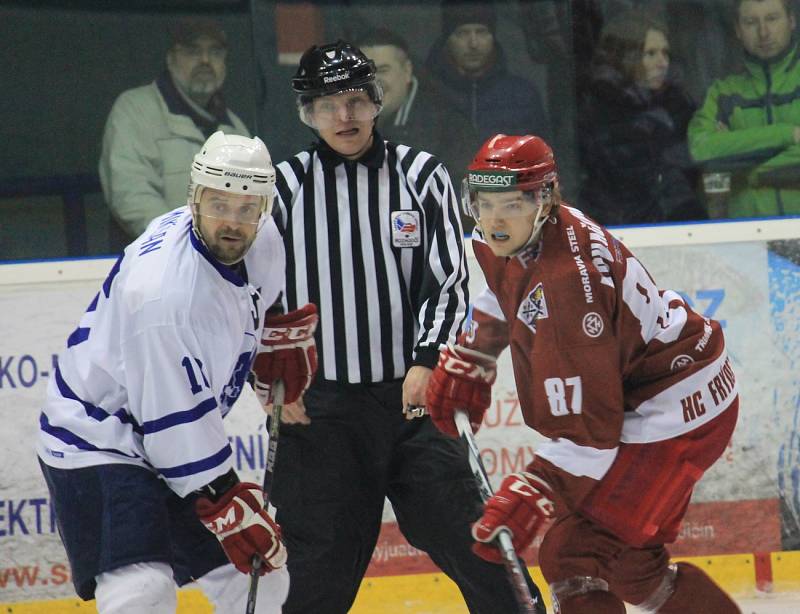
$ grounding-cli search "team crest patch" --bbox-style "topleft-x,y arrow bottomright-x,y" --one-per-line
517,283 -> 549,333
391,211 -> 421,247
671,354 -> 694,370
582,312 -> 604,338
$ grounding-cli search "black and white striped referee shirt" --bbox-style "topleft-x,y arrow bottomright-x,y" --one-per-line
273,133 -> 469,384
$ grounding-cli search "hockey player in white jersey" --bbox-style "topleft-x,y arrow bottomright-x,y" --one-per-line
37,132 -> 319,614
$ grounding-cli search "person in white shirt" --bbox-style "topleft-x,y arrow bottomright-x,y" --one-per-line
38,132 -> 318,614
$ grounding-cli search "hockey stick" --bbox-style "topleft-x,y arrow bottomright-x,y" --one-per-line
454,410 -> 539,614
246,379 -> 285,614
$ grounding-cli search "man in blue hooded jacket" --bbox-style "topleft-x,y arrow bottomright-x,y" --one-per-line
425,0 -> 550,144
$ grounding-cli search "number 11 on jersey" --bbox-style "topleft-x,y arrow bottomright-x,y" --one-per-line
182,356 -> 210,394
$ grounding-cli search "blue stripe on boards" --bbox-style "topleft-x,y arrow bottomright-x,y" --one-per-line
141,397 -> 218,434
158,444 -> 232,478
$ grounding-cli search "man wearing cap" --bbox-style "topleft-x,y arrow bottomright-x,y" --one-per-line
99,17 -> 250,244
425,0 -> 550,144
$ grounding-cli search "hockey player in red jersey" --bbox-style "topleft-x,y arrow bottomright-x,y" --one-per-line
426,134 -> 741,613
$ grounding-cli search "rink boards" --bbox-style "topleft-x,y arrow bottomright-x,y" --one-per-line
2,552 -> 799,612
2,218 -> 800,610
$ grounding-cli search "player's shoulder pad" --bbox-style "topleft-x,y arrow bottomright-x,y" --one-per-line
557,205 -> 619,288
122,209 -> 195,317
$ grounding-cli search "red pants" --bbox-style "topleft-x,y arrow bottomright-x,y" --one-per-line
539,401 -> 738,604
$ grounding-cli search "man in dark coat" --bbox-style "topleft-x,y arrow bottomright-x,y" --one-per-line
358,28 -> 477,192
425,1 -> 551,145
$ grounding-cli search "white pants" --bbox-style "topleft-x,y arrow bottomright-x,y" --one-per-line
95,561 -> 290,613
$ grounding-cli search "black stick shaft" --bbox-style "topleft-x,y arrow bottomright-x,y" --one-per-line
454,410 -> 539,614
246,380 -> 285,614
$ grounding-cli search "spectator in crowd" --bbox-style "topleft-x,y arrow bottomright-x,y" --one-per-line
267,40 -> 545,613
518,0 -> 737,204
518,0 -> 629,199
99,18 -> 250,244
689,0 -> 800,218
578,8 -> 704,225
357,27 -> 476,191
425,0 -> 550,144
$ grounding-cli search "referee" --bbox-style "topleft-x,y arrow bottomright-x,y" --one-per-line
268,40 -> 545,614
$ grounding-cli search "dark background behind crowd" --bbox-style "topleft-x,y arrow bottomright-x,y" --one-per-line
0,0 -> 794,261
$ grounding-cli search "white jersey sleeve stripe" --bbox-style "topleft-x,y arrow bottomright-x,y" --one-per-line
535,438 -> 619,481
472,286 -> 506,322
141,397 -> 218,434
621,352 -> 737,443
157,444 -> 233,479
55,366 -> 140,430
39,413 -> 141,458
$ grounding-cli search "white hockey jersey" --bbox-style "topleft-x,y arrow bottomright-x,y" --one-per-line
37,207 -> 285,497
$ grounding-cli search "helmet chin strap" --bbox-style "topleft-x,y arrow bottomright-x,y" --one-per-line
190,217 -> 217,259
189,184 -> 217,257
500,193 -> 555,258
506,206 -> 547,257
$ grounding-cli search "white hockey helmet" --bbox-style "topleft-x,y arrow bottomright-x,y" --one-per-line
189,131 -> 276,217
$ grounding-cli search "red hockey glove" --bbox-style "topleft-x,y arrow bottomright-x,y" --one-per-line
426,344 -> 497,437
195,482 -> 287,575
472,472 -> 555,564
252,303 -> 318,405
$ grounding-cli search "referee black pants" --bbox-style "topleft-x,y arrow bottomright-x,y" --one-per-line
271,379 -> 545,613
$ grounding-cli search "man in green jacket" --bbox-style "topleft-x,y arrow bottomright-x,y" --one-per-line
688,0 -> 800,218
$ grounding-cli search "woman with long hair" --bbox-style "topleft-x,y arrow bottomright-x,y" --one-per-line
578,8 -> 705,225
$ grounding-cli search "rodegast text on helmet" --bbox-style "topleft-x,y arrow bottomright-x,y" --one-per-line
468,171 -> 516,189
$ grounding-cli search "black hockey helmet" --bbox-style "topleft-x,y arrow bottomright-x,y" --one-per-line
292,40 -> 383,106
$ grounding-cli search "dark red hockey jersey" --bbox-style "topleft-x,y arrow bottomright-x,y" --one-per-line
467,205 -> 738,501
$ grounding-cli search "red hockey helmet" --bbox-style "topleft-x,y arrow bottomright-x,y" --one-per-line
463,134 -> 558,253
465,134 -> 557,195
